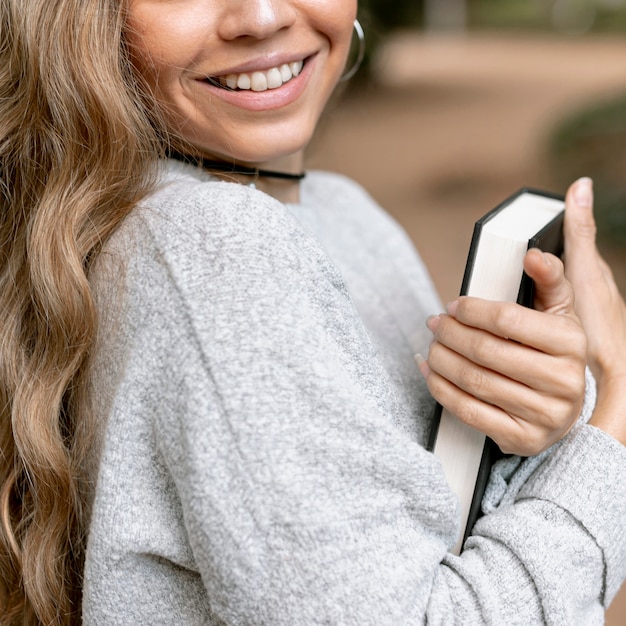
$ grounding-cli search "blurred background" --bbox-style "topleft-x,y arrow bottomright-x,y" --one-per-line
307,1 -> 626,621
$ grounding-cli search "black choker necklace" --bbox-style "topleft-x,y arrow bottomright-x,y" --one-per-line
167,150 -> 306,181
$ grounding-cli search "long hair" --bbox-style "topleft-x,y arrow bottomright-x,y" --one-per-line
0,0 -> 163,622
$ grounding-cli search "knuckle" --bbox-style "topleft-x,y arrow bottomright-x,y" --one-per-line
551,254 -> 565,274
569,377 -> 586,404
426,373 -> 447,401
472,334 -> 503,365
559,318 -> 588,355
536,395 -> 577,432
514,427 -> 548,456
427,341 -> 445,369
524,432 -> 550,456
498,441 -> 515,455
539,405 -> 564,432
454,397 -> 481,429
496,429 -> 523,456
436,314 -> 456,342
493,303 -> 523,337
573,219 -> 597,241
498,417 -> 553,456
572,332 -> 588,360
559,361 -> 586,398
458,366 -> 489,395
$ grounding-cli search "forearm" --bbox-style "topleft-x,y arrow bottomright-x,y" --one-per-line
175,419 -> 623,625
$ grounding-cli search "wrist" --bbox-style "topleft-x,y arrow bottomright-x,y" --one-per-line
589,374 -> 626,446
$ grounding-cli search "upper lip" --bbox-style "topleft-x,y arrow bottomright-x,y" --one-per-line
198,52 -> 315,80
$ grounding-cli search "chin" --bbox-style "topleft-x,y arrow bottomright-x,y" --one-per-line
181,118 -> 316,167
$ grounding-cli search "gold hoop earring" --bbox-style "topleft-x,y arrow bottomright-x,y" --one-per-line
340,19 -> 365,82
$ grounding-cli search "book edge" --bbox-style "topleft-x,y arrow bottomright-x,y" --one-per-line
429,188 -> 565,555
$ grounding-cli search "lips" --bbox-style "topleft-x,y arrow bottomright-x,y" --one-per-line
207,60 -> 304,92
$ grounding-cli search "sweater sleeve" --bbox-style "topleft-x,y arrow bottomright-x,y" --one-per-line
84,178 -> 626,626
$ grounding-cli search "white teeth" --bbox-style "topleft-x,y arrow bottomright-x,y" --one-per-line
279,63 -> 291,82
237,73 -> 251,90
250,71 -> 268,92
212,60 -> 304,92
266,67 -> 282,89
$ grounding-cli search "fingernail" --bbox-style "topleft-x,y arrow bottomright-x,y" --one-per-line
445,300 -> 459,317
574,177 -> 593,208
414,353 -> 431,378
426,315 -> 440,332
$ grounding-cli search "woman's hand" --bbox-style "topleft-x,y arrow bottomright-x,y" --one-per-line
563,178 -> 626,445
419,246 -> 587,457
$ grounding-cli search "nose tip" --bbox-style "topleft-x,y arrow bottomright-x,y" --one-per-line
217,0 -> 297,41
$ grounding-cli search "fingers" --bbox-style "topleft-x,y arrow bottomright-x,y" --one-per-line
425,310 -> 585,394
422,363 -> 578,455
418,177 -> 626,453
442,297 -> 586,357
426,330 -> 581,412
418,294 -> 587,456
523,249 -> 574,315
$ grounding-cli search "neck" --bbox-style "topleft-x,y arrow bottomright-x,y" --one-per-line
249,153 -> 304,203
253,176 -> 302,204
169,150 -> 305,204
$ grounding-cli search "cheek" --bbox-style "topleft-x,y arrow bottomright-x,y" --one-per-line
125,8 -> 201,89
309,0 -> 357,48
124,21 -> 167,91
328,4 -> 358,74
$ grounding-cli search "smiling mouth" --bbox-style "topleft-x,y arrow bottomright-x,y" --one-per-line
206,59 -> 304,93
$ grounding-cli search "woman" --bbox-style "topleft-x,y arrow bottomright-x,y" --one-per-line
0,0 -> 624,624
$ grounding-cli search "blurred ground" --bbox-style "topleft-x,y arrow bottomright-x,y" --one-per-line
308,32 -> 626,621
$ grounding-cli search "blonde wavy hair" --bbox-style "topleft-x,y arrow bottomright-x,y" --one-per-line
0,0 -> 164,622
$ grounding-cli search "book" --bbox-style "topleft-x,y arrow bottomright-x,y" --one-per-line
428,188 -> 565,555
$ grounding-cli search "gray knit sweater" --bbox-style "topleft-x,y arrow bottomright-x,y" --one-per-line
83,160 -> 626,624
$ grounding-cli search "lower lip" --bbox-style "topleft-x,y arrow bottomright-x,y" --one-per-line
196,55 -> 316,112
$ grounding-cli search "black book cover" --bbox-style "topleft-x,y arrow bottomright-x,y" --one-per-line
428,188 -> 565,548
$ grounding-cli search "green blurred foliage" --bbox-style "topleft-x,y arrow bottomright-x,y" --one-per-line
361,0 -> 626,33
471,0 -> 626,32
361,0 -> 423,30
549,95 -> 626,244
470,0 -> 551,30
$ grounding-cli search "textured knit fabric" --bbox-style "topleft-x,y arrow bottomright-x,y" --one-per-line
83,160 -> 626,625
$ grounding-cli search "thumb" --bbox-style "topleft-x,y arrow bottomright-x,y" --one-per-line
562,178 -> 626,386
524,248 -> 573,315
563,177 -> 598,279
